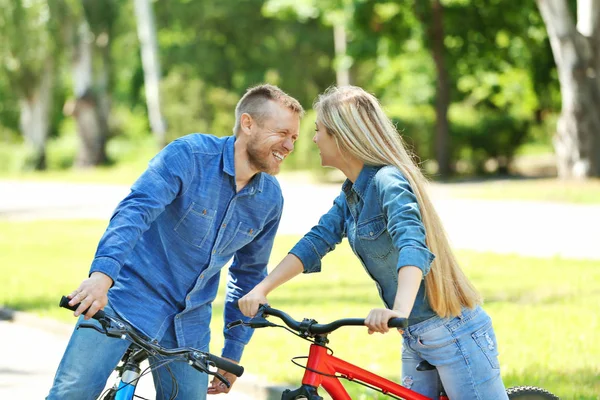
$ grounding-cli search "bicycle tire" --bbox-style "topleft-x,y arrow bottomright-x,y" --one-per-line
507,386 -> 560,399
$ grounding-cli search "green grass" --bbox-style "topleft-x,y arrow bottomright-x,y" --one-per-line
1,221 -> 598,398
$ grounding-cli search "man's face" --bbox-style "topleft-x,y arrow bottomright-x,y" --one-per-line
246,101 -> 300,175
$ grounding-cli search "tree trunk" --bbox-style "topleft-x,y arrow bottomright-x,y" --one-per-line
333,22 -> 350,86
536,0 -> 600,178
19,60 -> 54,170
72,21 -> 107,167
430,0 -> 452,178
134,0 -> 167,147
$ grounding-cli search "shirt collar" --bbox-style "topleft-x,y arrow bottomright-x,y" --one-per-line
223,135 -> 265,193
223,136 -> 236,177
342,164 -> 381,199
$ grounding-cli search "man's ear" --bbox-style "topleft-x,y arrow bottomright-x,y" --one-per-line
239,113 -> 253,136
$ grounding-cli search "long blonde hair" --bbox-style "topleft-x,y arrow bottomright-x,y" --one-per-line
315,86 -> 481,317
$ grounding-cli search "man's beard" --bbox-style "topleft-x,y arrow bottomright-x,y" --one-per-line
247,138 -> 280,175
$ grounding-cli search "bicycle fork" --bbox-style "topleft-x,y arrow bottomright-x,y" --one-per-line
104,361 -> 141,400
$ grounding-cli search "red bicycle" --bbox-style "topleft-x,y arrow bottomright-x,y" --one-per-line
229,305 -> 559,400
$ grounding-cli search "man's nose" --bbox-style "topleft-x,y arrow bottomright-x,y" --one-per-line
283,138 -> 294,152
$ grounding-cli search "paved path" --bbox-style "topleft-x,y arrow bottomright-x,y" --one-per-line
1,178 -> 599,399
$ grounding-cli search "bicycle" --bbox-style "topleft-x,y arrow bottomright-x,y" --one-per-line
228,304 -> 559,400
59,296 -> 244,400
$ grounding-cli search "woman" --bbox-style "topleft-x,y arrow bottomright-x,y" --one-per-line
239,86 -> 508,399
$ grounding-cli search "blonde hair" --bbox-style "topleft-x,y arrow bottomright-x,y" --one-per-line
315,86 -> 481,317
234,84 -> 304,135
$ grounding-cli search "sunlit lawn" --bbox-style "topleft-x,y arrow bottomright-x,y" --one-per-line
1,221 -> 598,399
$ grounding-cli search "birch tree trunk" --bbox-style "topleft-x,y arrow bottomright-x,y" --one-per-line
72,21 -> 107,167
19,59 -> 54,170
333,22 -> 350,86
134,0 -> 167,147
536,0 -> 600,178
430,0 -> 451,178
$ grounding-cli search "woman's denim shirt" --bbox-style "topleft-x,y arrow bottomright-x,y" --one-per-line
290,165 -> 436,323
89,134 -> 283,362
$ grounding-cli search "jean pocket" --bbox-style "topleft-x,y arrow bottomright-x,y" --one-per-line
471,323 -> 500,370
174,203 -> 215,247
415,324 -> 455,349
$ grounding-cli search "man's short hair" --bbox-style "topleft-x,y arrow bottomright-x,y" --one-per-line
234,84 -> 304,135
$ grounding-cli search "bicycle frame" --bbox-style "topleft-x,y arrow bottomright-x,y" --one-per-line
291,343 -> 430,400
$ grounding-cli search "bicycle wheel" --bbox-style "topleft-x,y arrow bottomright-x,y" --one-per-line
507,386 -> 560,399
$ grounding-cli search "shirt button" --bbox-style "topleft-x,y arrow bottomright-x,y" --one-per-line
175,315 -> 180,319
200,274 -> 204,279
369,232 -> 374,236
212,249 -> 216,254
222,223 -> 227,228
187,295 -> 191,301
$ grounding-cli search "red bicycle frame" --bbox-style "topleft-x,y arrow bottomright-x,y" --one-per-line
300,343 -> 431,400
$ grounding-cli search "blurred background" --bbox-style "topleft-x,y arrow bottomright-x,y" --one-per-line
0,0 -> 598,180
1,0 -> 599,399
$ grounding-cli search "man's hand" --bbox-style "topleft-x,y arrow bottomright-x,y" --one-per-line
364,308 -> 407,335
238,289 -> 268,318
67,272 -> 113,320
207,360 -> 239,395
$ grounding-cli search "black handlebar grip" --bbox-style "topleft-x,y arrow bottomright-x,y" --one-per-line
207,354 -> 244,377
388,318 -> 408,329
59,296 -> 106,320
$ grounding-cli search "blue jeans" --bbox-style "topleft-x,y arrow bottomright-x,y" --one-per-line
401,306 -> 508,400
46,305 -> 208,400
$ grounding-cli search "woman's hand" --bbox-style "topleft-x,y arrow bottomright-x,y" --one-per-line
364,308 -> 407,335
238,289 -> 268,318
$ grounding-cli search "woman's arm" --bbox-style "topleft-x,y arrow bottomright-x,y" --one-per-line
364,266 -> 422,334
238,253 -> 304,317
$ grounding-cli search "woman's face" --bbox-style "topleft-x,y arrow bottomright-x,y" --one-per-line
313,120 -> 342,168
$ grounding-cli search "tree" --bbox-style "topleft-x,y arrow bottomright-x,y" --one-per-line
134,0 -> 167,147
0,0 -> 63,169
536,0 -> 600,178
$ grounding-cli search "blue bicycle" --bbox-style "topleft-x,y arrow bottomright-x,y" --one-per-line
59,296 -> 244,400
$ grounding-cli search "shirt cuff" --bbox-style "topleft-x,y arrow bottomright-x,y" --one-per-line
397,246 -> 436,277
289,238 -> 322,273
222,339 -> 245,362
89,257 -> 121,284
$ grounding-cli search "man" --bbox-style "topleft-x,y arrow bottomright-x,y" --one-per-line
46,84 -> 304,399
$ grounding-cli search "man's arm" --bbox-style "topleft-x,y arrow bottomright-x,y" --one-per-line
69,139 -> 196,318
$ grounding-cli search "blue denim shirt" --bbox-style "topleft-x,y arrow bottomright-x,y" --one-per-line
290,165 -> 436,323
89,134 -> 283,361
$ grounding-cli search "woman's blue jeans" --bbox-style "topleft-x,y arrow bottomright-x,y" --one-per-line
46,305 -> 208,400
401,306 -> 509,399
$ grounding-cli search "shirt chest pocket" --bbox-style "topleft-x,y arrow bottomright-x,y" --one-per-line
356,215 -> 394,259
174,203 -> 216,248
220,222 -> 263,253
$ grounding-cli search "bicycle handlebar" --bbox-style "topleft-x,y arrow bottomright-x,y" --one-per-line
59,295 -> 106,320
59,296 -> 244,379
239,304 -> 408,335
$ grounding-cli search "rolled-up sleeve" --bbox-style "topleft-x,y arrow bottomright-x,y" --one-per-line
375,167 -> 435,277
289,193 -> 347,273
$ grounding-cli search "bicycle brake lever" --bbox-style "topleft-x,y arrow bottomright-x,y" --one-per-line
77,323 -> 108,335
213,371 -> 231,388
226,320 -> 245,329
247,316 -> 278,329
